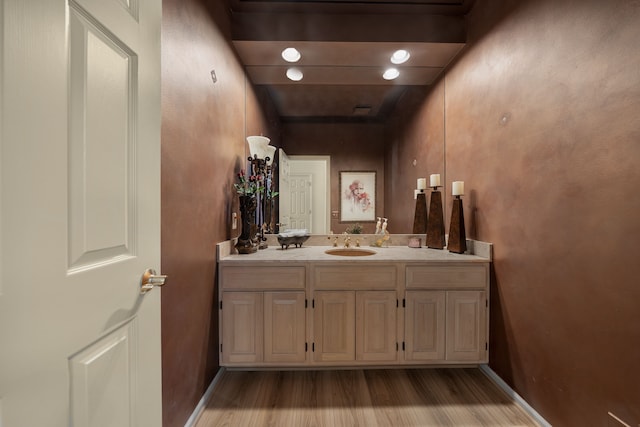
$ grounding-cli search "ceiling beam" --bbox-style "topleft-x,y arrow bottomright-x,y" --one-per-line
231,12 -> 466,43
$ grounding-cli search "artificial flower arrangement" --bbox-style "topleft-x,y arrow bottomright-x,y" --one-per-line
233,169 -> 264,197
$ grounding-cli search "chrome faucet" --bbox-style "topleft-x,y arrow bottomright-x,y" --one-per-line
344,236 -> 351,248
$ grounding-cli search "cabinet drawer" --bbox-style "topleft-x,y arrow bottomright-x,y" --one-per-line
314,265 -> 396,290
221,266 -> 305,290
406,264 -> 488,289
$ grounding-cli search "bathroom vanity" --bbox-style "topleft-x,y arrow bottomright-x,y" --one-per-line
217,238 -> 491,368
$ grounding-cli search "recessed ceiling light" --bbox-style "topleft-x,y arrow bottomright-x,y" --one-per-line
391,49 -> 411,64
281,47 -> 301,63
286,67 -> 303,81
383,68 -> 400,80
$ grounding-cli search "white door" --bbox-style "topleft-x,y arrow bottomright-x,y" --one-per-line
288,156 -> 330,234
289,174 -> 313,231
278,148 -> 291,230
0,0 -> 163,426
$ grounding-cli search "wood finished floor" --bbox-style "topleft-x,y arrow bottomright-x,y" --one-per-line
195,368 -> 540,427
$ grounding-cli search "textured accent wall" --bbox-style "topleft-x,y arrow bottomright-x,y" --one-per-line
282,122 -> 385,234
161,1 -> 278,426
388,0 -> 640,424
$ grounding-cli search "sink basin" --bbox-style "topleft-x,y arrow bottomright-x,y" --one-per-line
324,248 -> 376,257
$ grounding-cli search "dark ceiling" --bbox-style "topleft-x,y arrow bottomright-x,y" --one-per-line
229,0 -> 475,122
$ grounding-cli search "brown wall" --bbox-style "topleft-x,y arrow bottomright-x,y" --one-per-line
282,122 -> 385,233
161,1 -> 278,425
387,0 -> 640,425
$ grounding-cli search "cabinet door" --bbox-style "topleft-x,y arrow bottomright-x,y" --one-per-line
446,291 -> 487,362
404,291 -> 446,361
356,291 -> 397,362
313,291 -> 355,362
264,291 -> 306,363
221,292 -> 263,364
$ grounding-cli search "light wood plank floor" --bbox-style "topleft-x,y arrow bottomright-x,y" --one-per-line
195,368 -> 541,426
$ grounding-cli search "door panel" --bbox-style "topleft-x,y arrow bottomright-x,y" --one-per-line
69,319 -> 138,426
314,291 -> 355,362
405,291 -> 446,361
446,291 -> 487,361
222,292 -> 264,364
289,174 -> 312,230
265,292 -> 306,363
356,291 -> 397,362
278,148 -> 290,230
68,4 -> 136,271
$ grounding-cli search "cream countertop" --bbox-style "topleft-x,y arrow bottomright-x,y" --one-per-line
218,243 -> 490,263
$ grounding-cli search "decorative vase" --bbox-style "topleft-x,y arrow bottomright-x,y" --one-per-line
235,195 -> 258,254
426,190 -> 445,249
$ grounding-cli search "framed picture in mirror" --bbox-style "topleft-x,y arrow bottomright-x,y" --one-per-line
340,171 -> 376,222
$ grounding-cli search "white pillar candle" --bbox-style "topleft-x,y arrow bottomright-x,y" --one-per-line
417,178 -> 427,190
430,174 -> 441,187
452,181 -> 464,196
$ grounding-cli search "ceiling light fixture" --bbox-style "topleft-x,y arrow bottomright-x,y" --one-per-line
281,47 -> 301,63
286,67 -> 303,81
391,49 -> 411,64
383,68 -> 400,80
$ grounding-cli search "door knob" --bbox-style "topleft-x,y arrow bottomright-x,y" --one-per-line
140,268 -> 167,294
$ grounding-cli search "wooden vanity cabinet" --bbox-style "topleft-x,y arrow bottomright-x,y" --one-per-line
312,290 -> 398,363
220,266 -> 307,366
219,258 -> 490,368
404,264 -> 488,364
312,265 -> 398,365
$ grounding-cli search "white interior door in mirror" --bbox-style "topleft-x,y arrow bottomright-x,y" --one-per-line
289,174 -> 312,230
278,148 -> 291,231
287,156 -> 330,234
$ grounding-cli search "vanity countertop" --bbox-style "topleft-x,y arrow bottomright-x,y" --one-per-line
218,244 -> 490,264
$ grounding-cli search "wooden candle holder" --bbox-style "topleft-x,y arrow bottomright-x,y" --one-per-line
448,195 -> 467,253
426,189 -> 445,249
412,191 -> 427,234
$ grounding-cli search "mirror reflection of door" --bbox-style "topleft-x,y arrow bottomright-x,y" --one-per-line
289,174 -> 313,230
278,148 -> 291,231
278,152 -> 330,234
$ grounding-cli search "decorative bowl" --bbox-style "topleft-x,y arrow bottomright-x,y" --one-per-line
277,234 -> 310,249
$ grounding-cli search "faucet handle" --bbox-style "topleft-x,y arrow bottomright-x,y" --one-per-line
355,238 -> 360,247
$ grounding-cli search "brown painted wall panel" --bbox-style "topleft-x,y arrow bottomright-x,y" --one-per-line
282,123 -> 385,233
161,0 -> 277,426
388,0 -> 640,425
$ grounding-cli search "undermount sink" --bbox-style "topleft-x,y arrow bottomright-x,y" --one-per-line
324,248 -> 377,257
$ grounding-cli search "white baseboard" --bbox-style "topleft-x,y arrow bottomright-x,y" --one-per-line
184,367 -> 226,427
479,364 -> 551,427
